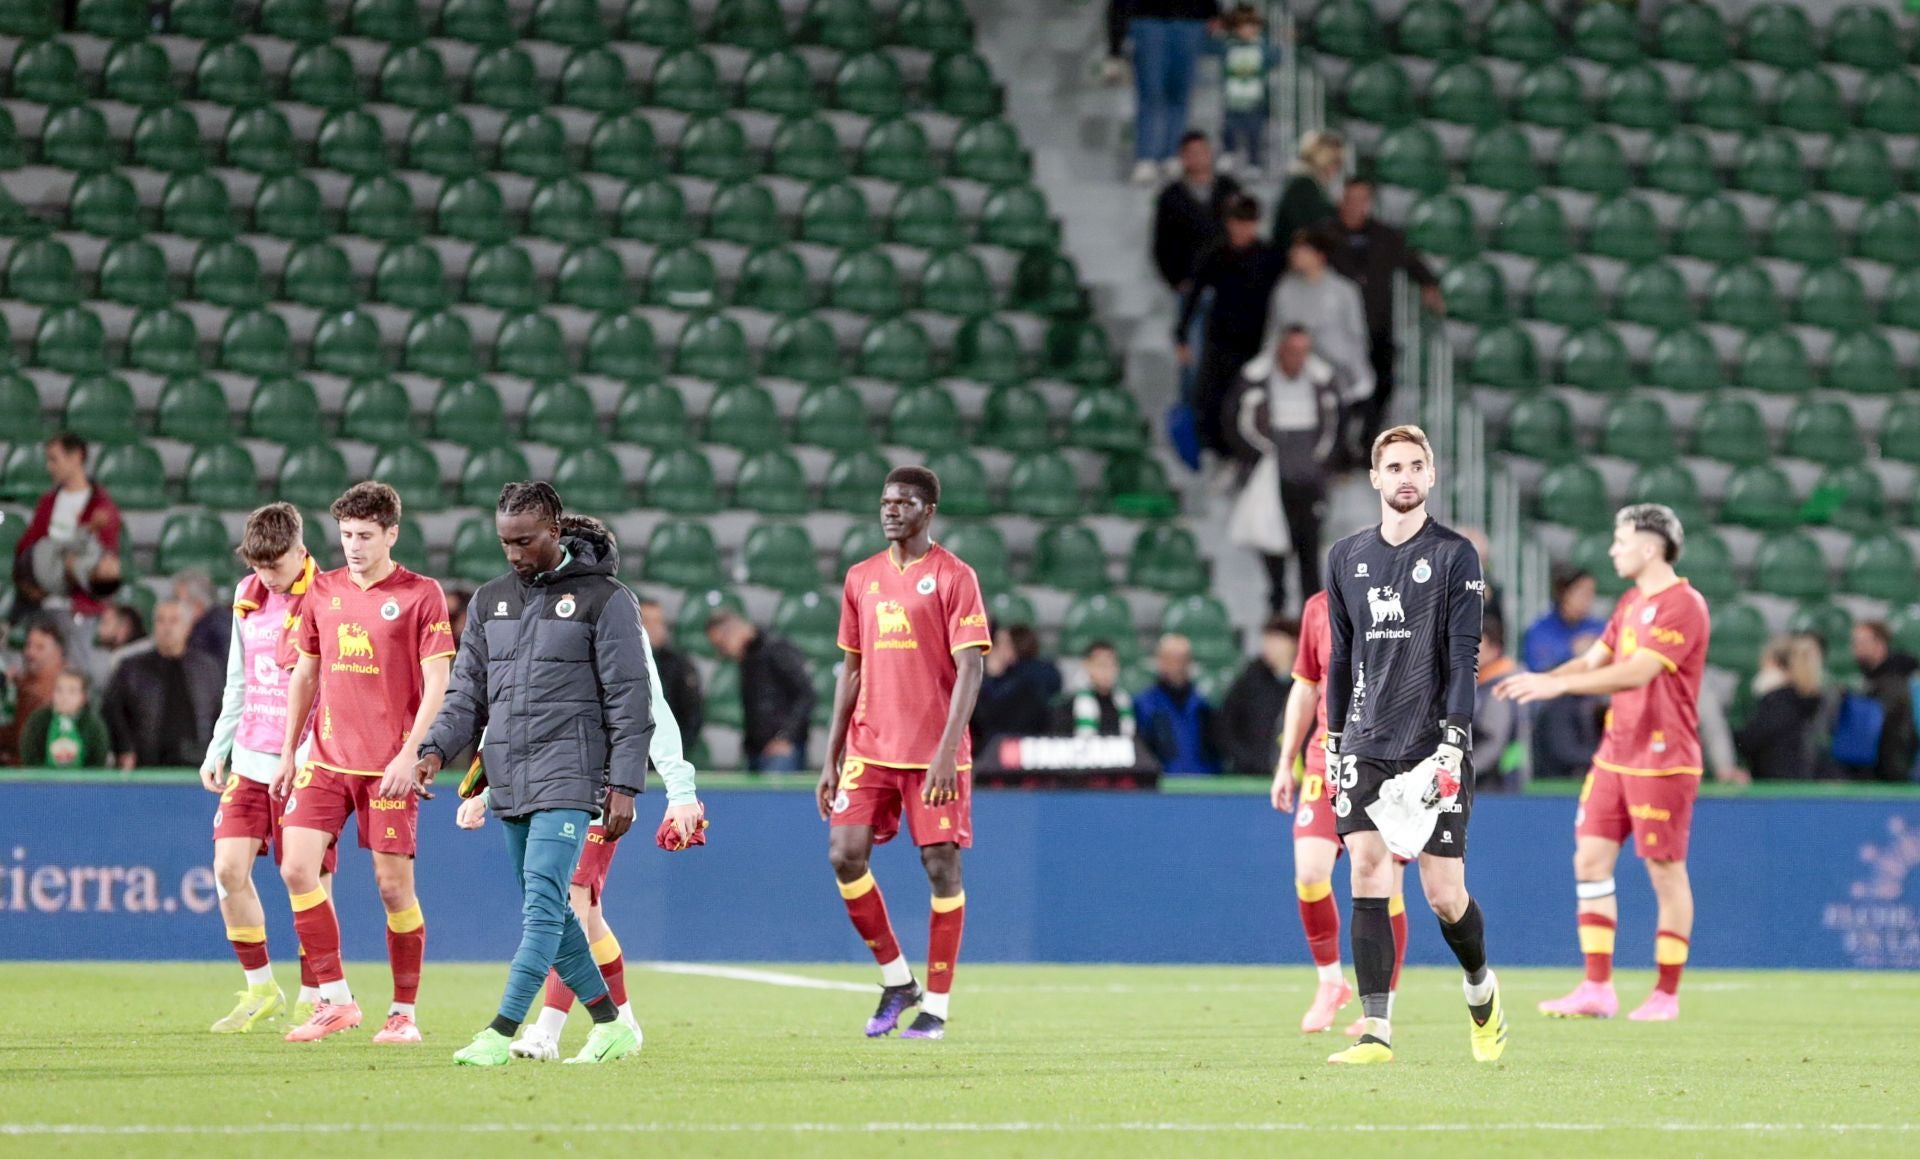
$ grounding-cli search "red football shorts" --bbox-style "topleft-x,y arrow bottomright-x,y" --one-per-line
571,824 -> 618,904
214,776 -> 337,872
1292,757 -> 1340,845
1576,767 -> 1699,861
280,764 -> 418,857
830,758 -> 972,848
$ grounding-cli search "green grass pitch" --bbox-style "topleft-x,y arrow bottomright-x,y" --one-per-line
2,963 -> 1916,1157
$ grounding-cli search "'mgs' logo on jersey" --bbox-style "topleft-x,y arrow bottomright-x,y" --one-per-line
332,623 -> 382,674
874,600 -> 919,650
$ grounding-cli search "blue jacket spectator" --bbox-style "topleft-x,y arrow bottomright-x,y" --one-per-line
1135,633 -> 1220,774
1522,567 -> 1608,673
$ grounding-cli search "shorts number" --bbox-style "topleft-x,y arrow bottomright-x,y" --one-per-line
293,767 -> 314,791
219,778 -> 239,804
1302,774 -> 1324,803
1578,772 -> 1595,804
1331,756 -> 1358,819
839,759 -> 865,795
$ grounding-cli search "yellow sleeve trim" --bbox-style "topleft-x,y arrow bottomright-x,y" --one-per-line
1291,673 -> 1319,687
952,640 -> 991,654
420,650 -> 457,664
1646,649 -> 1680,674
838,643 -> 861,653
294,646 -> 319,658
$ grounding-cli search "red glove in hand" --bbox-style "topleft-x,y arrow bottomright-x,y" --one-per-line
655,804 -> 710,852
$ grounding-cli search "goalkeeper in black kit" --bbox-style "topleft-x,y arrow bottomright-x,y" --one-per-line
1322,425 -> 1507,1065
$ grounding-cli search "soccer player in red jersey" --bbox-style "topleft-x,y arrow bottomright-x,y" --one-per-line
1273,590 -> 1408,1035
272,483 -> 455,1044
1499,504 -> 1711,1022
817,466 -> 989,1040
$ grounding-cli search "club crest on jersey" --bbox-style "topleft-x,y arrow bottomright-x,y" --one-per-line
1641,605 -> 1658,625
1412,558 -> 1432,584
379,598 -> 400,621
556,594 -> 577,618
916,576 -> 936,596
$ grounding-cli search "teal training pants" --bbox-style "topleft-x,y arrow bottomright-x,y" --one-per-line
498,808 -> 608,1023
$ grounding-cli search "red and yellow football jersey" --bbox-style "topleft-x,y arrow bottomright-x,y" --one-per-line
1290,590 -> 1331,776
294,565 -> 454,776
836,543 -> 991,768
1594,579 -> 1711,777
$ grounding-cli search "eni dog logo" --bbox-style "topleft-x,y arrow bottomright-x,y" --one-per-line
338,624 -> 374,658
874,601 -> 918,650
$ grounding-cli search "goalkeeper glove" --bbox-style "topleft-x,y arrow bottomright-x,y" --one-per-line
1324,731 -> 1341,759
1421,721 -> 1470,806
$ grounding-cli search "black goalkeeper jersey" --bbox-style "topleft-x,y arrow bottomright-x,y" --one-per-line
1324,517 -> 1484,761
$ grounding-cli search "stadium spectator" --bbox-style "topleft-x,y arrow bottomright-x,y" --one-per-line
641,597 -> 705,758
1522,567 -> 1608,674
1177,194 -> 1286,453
1269,130 -> 1343,251
1460,527 -> 1507,627
11,432 -> 122,666
1230,325 -> 1345,613
1473,619 -> 1525,792
89,600 -> 150,690
1102,0 -> 1133,84
103,598 -> 222,769
173,569 -> 229,664
1270,229 -> 1374,407
1848,621 -> 1918,782
1326,177 -> 1444,454
707,610 -> 814,773
1736,635 -> 1830,781
1053,640 -> 1136,737
1129,1 -> 1223,185
1216,617 -> 1297,775
446,587 -> 472,642
1151,131 -> 1243,293
1,616 -> 71,765
19,668 -> 111,769
1134,633 -> 1220,774
1207,6 -> 1280,176
973,624 -> 1063,746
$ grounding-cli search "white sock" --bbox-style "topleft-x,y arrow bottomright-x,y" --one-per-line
319,980 -> 352,1005
1463,970 -> 1496,1007
243,965 -> 275,988
1365,1016 -> 1391,1043
921,990 -> 950,1020
1315,962 -> 1344,984
879,955 -> 913,987
1387,990 -> 1398,1018
616,1001 -> 635,1024
297,986 -> 320,1005
534,1006 -> 568,1039
388,1001 -> 415,1019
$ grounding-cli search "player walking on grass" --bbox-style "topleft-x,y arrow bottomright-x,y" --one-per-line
818,466 -> 989,1041
1272,589 -> 1408,1036
453,513 -> 704,1063
1323,426 -> 1506,1066
417,486 -> 691,1067
199,503 -> 339,1032
1498,505 -> 1709,1023
273,483 -> 454,1044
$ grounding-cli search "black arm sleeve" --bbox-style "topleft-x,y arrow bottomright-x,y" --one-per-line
1174,243 -> 1219,341
1444,543 -> 1485,734
1325,544 -> 1353,735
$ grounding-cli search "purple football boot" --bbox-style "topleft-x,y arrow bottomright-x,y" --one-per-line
865,981 -> 922,1037
900,1012 -> 945,1040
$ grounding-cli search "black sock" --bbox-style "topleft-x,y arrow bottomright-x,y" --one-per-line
1351,896 -> 1394,1024
584,994 -> 617,1025
1439,897 -> 1489,986
489,1014 -> 518,1038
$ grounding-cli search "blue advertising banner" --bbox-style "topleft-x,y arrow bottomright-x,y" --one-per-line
1,786 -> 1915,970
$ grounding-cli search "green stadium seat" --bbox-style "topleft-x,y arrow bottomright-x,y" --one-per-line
1645,128 -> 1718,198
1794,265 -> 1869,332
162,173 -> 236,240
1061,592 -> 1137,663
1599,397 -> 1676,464
155,374 -> 232,445
1706,598 -> 1766,671
859,117 -> 935,183
257,0 -> 330,44
1374,124 -> 1447,193
951,314 -> 1023,384
496,113 -> 571,179
1005,451 -> 1080,519
1615,260 -> 1691,328
1468,323 -> 1539,390
157,510 -> 234,575
829,248 -> 904,316
197,41 -> 267,108
103,41 -> 179,108
1527,258 -> 1602,327
834,51 -> 907,118
590,314 -> 662,381
615,179 -> 690,244
532,0 -> 607,46
643,522 -> 725,589
1861,71 -> 1920,135
92,442 -> 167,509
943,523 -> 1011,593
380,45 -> 452,111
317,110 -> 390,177
127,307 -> 200,375
1443,255 -> 1505,324
1031,523 -> 1109,592
353,0 -> 425,42
931,52 -> 1003,119
1626,461 -> 1704,528
217,307 -> 294,375
919,250 -> 994,316
79,0 -> 149,37
68,171 -> 141,239
1396,0 -> 1470,60
458,444 -> 532,508
529,177 -> 604,245
886,384 -> 960,451
857,316 -> 933,382
1828,4 -> 1902,73
1824,132 -> 1899,201
559,47 -> 630,113
449,516 -> 503,583
792,383 -> 872,452
1163,594 -> 1238,670
1682,63 -> 1754,134
774,589 -> 840,666
1603,64 -> 1676,129
1465,126 -> 1540,193
493,310 -> 570,379
1586,195 -> 1663,263
1705,262 -> 1781,331
464,243 -> 538,310
1846,534 -> 1917,603
1494,192 -> 1570,259
97,239 -> 169,308
890,183 -> 966,250
522,379 -> 598,447
370,243 -> 446,312
970,382 -> 1049,453
1691,394 -> 1770,464
1827,331 -> 1904,395
253,174 -> 327,242
6,237 -> 78,305
762,315 -> 841,381
1767,199 -> 1843,266
12,40 -> 86,105
276,443 -> 350,509
1557,324 -> 1632,393
672,588 -> 743,658
1,443 -> 50,504
674,313 -> 752,380
438,176 -> 512,244
35,307 -> 109,375
794,182 -> 869,249
429,378 -> 507,449
249,376 -> 323,446
1128,524 -> 1208,595
62,372 -> 137,443
621,0 -> 693,45
913,449 -> 984,519
1742,3 -> 1818,69
1484,0 -> 1560,63
1502,393 -> 1573,458
949,118 -> 1029,186
823,448 -> 889,512
345,175 -> 418,242
1516,62 -> 1588,129
1068,387 -> 1146,454
1739,328 -> 1813,395
409,111 -> 480,178
285,44 -> 359,110
401,309 -> 475,378
305,308 -> 384,377
132,106 -> 206,174
743,522 -> 820,591
470,46 -> 544,113
1404,193 -> 1477,260
896,0 -> 972,53
769,115 -> 849,182
700,380 -> 781,452
1894,607 -> 1920,661
742,51 -> 817,118
978,185 -> 1056,252
1571,533 -> 1632,599
1722,463 -> 1800,528
368,440 -> 442,506
678,114 -> 755,181
1785,399 -> 1862,465
41,105 -> 116,173
191,240 -> 264,308
184,442 -> 259,509
1555,126 -> 1632,196
278,241 -> 354,312
650,48 -> 726,114
440,0 -> 514,44
801,0 -> 876,51
711,0 -> 789,49
1771,68 -> 1847,135
1752,529 -> 1827,599
1426,60 -> 1501,127
1658,2 -> 1729,65
550,244 -> 626,312
1675,194 -> 1751,263
1308,0 -> 1383,58
1572,2 -> 1641,62
706,180 -> 782,247
1809,464 -> 1886,535
733,449 -> 812,514
1736,130 -> 1808,199
1886,267 -> 1920,330
0,375 -> 41,441
1535,461 -> 1610,530
167,0 -> 237,37
1789,602 -> 1855,677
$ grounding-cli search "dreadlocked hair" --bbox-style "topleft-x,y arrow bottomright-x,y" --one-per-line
497,480 -> 563,524
884,465 -> 940,506
558,513 -> 615,548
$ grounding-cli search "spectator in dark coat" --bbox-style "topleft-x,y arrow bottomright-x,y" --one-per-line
174,569 -> 229,665
1151,131 -> 1243,293
103,599 -> 223,768
1736,635 -> 1829,781
1473,618 -> 1526,791
1216,618 -> 1297,775
1134,633 -> 1220,774
708,610 -> 815,773
1176,194 -> 1286,452
973,624 -> 1063,745
1269,130 -> 1342,252
641,597 -> 705,757
1326,177 -> 1444,451
1230,325 -> 1346,613
1850,621 -> 1918,782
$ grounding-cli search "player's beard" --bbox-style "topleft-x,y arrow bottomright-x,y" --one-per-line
1385,488 -> 1426,514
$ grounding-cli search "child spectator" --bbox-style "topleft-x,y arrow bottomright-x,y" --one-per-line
20,669 -> 112,769
1209,6 -> 1280,176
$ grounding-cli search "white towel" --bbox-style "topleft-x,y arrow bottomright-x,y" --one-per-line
1363,761 -> 1456,860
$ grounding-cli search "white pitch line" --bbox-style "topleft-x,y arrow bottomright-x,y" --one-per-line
639,962 -> 872,992
640,965 -> 1310,995
3,1123 -> 1918,1137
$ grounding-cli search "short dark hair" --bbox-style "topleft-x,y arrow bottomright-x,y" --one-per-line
111,601 -> 147,641
24,614 -> 67,656
705,608 -> 747,633
1482,616 -> 1506,652
1084,639 -> 1118,660
1177,129 -> 1209,150
56,666 -> 90,695
1289,227 -> 1335,260
1344,174 -> 1375,192
46,431 -> 88,463
1224,194 -> 1261,221
331,481 -> 402,528
1858,620 -> 1893,649
884,465 -> 940,506
1003,623 -> 1040,662
499,481 -> 564,525
1616,503 -> 1685,563
1550,566 -> 1593,604
1264,616 -> 1299,638
237,502 -> 304,565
